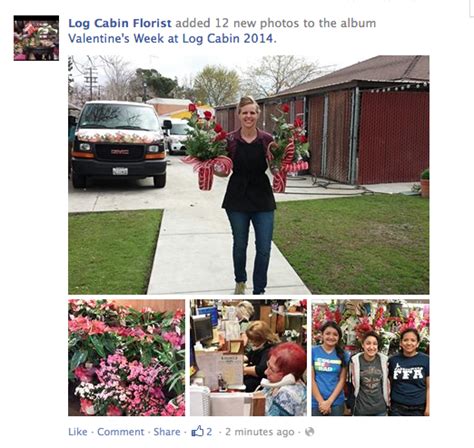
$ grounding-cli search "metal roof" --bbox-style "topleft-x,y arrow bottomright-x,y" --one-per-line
271,55 -> 429,98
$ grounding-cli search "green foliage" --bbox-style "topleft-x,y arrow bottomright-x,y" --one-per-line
134,68 -> 177,99
193,65 -> 240,106
269,105 -> 309,168
68,210 -> 162,294
185,109 -> 228,160
274,195 -> 429,294
68,300 -> 185,395
421,168 -> 429,180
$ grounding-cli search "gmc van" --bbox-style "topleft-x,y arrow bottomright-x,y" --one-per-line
71,101 -> 168,188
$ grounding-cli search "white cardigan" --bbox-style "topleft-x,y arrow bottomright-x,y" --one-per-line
350,352 -> 389,406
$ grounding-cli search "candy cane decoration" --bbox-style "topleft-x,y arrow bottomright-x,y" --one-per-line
182,155 -> 233,191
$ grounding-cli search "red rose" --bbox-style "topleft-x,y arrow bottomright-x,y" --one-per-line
281,104 -> 290,113
294,117 -> 303,128
299,135 -> 307,144
188,103 -> 197,112
204,110 -> 213,121
214,123 -> 223,133
214,130 -> 227,141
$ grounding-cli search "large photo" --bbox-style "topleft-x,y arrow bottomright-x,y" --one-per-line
68,55 -> 429,296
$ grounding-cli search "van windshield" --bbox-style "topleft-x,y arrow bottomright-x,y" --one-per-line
79,103 -> 160,132
171,123 -> 190,135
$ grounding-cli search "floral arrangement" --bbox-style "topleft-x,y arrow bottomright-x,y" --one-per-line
68,300 -> 185,416
267,103 -> 310,192
312,301 -> 429,355
76,130 -> 163,144
182,103 -> 233,190
283,329 -> 301,342
14,21 -> 58,61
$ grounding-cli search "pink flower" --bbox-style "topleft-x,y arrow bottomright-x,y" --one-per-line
80,398 -> 95,416
106,405 -> 122,416
173,309 -> 184,321
163,331 -> 184,349
75,365 -> 96,382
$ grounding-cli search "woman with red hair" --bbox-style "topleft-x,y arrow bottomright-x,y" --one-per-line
261,342 -> 307,416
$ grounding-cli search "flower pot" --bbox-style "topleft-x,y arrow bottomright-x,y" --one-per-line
198,166 -> 214,191
420,179 -> 429,198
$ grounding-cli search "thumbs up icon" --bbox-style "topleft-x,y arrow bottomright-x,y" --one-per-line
192,425 -> 204,437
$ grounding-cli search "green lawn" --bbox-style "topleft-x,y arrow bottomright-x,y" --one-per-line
273,194 -> 429,294
69,210 -> 162,295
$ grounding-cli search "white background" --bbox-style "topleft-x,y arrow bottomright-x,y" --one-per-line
2,1 -> 473,447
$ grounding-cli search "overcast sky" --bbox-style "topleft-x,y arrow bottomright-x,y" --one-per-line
71,53 -> 372,88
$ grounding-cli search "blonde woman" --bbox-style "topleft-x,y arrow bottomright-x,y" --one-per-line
218,96 -> 276,295
243,320 -> 280,392
236,300 -> 255,334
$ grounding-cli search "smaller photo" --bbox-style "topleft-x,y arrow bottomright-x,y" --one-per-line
68,299 -> 185,416
14,15 -> 59,61
311,298 -> 429,417
190,299 -> 307,416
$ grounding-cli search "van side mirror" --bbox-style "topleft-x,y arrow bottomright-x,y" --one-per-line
162,119 -> 172,130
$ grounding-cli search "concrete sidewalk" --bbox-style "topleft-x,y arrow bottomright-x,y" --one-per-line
68,158 -> 416,295
146,204 -> 312,295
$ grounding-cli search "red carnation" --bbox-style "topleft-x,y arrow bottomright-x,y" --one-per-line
204,110 -> 213,121
281,103 -> 290,113
188,103 -> 197,112
214,123 -> 223,133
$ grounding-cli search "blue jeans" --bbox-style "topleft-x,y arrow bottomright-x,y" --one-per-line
389,401 -> 425,416
226,210 -> 274,294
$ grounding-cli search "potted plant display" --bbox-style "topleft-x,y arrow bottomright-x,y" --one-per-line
420,168 -> 429,198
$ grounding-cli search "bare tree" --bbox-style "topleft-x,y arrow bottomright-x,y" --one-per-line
241,55 -> 326,98
99,56 -> 134,101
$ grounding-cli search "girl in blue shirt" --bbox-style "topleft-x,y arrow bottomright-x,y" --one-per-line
311,321 -> 349,416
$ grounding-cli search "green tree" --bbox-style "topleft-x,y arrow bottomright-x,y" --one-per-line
131,69 -> 177,100
193,65 -> 240,106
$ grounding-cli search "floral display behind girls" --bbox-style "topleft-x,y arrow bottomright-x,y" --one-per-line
349,331 -> 389,416
312,321 -> 350,416
388,328 -> 430,416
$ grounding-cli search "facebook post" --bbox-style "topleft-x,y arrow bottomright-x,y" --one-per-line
4,1 -> 473,447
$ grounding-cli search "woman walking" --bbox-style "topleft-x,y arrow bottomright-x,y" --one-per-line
218,96 -> 276,295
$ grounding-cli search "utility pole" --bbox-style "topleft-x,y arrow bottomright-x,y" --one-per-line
84,57 -> 98,100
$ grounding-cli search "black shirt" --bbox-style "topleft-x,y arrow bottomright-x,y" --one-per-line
222,129 -> 276,212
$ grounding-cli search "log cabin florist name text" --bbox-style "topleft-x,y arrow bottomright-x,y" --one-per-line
68,18 -> 172,30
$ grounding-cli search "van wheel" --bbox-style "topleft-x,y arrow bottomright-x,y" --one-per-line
72,172 -> 87,189
153,173 -> 166,188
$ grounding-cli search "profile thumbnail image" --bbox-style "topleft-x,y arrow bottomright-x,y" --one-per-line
190,298 -> 307,416
311,298 -> 429,417
68,299 -> 185,416
14,15 -> 59,61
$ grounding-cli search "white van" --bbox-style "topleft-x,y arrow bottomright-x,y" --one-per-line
164,118 -> 191,155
